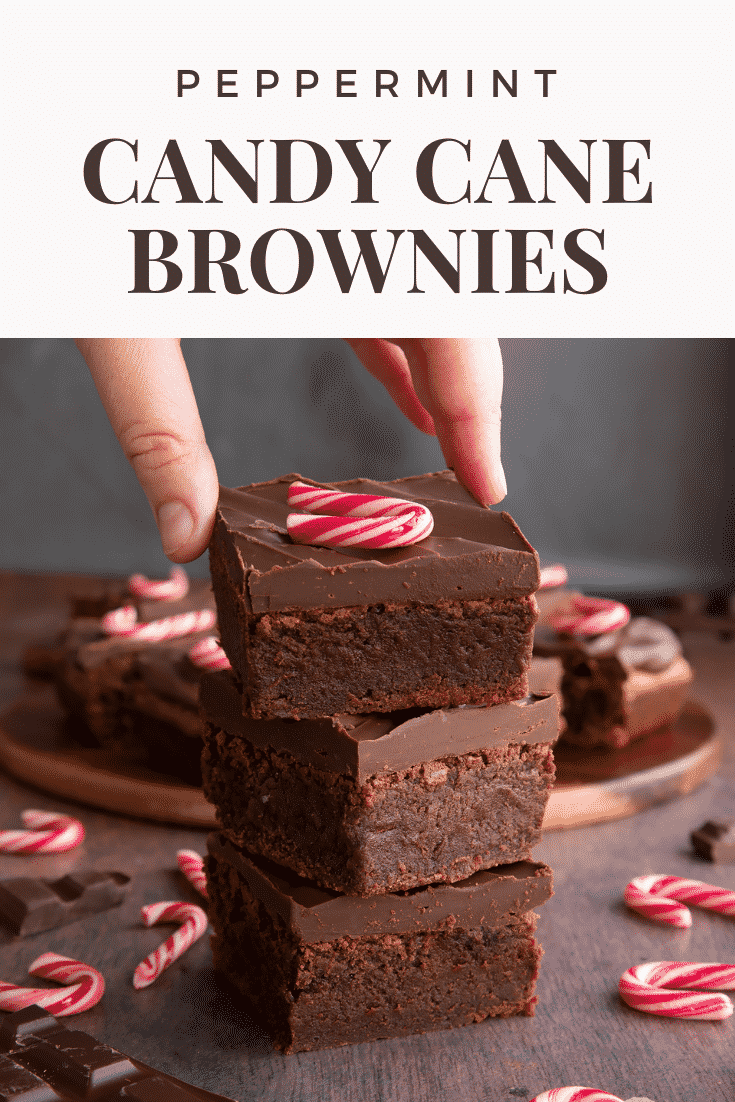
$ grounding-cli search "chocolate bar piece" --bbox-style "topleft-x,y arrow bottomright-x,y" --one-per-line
0,1005 -> 235,1101
209,472 -> 539,719
201,670 -> 558,894
0,870 -> 131,936
690,820 -> 735,863
206,833 -> 553,1052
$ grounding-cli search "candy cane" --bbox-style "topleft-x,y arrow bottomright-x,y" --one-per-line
0,809 -> 85,854
539,564 -> 568,589
176,850 -> 208,897
127,566 -> 189,601
286,481 -> 434,550
530,1091 -> 626,1102
619,960 -> 735,1020
102,606 -> 215,642
0,952 -> 105,1016
624,874 -> 735,929
187,636 -> 231,672
133,902 -> 208,989
549,593 -> 630,636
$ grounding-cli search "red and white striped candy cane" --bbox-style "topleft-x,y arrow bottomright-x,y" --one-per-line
176,850 -> 208,897
624,874 -> 735,929
286,480 -> 434,549
133,901 -> 208,989
127,566 -> 189,601
187,636 -> 231,672
549,593 -> 630,636
102,606 -> 215,642
0,952 -> 105,1016
619,960 -> 735,1020
530,1091 -> 625,1102
0,809 -> 85,854
539,564 -> 568,589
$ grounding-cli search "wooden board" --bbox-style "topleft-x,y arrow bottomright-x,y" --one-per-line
0,687 -> 216,826
543,700 -> 720,828
0,686 -> 720,831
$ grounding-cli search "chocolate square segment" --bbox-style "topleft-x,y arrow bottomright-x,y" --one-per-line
206,834 -> 552,1052
209,472 -> 540,719
201,672 -> 558,894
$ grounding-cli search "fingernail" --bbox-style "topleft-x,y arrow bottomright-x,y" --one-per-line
487,463 -> 507,505
157,501 -> 195,555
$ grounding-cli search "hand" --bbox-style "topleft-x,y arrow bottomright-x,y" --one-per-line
76,337 -> 506,564
345,339 -> 506,508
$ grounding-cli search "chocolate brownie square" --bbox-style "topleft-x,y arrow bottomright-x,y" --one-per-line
206,833 -> 553,1052
55,580 -> 216,782
209,471 -> 540,719
201,671 -> 558,894
531,592 -> 692,749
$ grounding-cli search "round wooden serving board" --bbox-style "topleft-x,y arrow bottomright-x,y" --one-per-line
0,687 -> 720,830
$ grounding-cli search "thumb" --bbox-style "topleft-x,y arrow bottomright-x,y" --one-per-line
77,338 -> 219,562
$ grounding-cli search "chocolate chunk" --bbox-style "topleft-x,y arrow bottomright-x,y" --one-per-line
0,871 -> 131,936
691,820 -> 735,863
0,1008 -> 235,1101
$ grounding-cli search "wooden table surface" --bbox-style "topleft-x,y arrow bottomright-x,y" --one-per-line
1,572 -> 733,1102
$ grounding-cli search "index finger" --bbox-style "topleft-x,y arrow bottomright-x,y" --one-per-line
77,338 -> 219,562
392,339 -> 506,506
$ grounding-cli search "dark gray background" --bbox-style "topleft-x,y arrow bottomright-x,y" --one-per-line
0,338 -> 731,594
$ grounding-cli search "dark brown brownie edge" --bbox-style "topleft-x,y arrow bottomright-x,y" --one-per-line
202,719 -> 556,894
205,842 -> 546,1052
210,555 -> 536,719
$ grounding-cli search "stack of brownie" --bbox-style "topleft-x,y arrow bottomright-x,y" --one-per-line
54,577 -> 217,783
200,471 -> 559,1052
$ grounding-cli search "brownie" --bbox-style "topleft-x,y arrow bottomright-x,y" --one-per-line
209,471 -> 539,719
201,670 -> 558,894
55,580 -> 216,782
206,833 -> 552,1052
531,595 -> 693,749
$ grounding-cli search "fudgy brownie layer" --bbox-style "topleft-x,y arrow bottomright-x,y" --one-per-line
206,846 -> 543,1052
56,620 -> 212,782
212,562 -> 536,719
209,472 -> 540,719
202,717 -> 556,894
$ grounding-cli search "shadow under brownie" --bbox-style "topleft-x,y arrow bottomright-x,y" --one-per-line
206,833 -> 553,1053
209,472 -> 539,719
201,671 -> 559,894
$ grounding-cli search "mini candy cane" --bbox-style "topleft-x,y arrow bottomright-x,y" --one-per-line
286,480 -> 433,550
187,636 -> 231,672
0,809 -> 85,854
539,564 -> 568,589
133,901 -> 208,989
102,606 -> 215,642
624,874 -> 735,929
549,593 -> 630,636
619,960 -> 735,1020
530,1091 -> 626,1102
176,850 -> 208,897
0,952 -> 105,1016
127,566 -> 189,601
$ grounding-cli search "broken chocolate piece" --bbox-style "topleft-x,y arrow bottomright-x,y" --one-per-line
0,870 -> 131,936
0,1006 -> 235,1101
690,820 -> 735,863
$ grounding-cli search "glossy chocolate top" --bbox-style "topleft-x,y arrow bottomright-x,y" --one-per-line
213,472 -> 539,614
209,833 -> 552,941
200,671 -> 559,782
